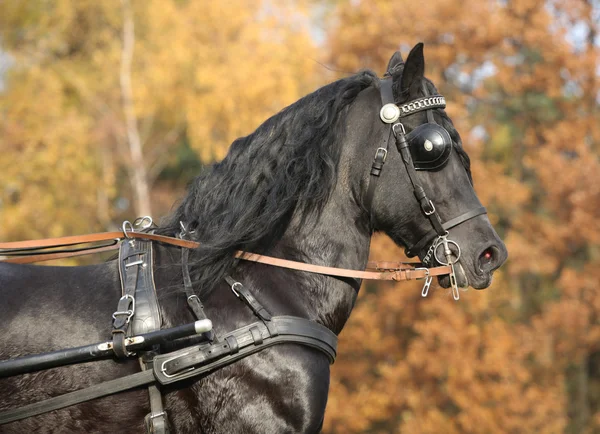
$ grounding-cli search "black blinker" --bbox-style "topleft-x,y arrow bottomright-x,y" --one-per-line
405,123 -> 452,171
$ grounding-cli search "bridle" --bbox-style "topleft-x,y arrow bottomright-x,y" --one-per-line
365,78 -> 487,300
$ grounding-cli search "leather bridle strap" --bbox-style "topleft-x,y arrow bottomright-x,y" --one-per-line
0,231 -> 451,280
405,206 -> 488,258
364,80 -> 395,212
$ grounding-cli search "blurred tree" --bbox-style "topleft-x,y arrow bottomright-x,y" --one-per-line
0,0 -> 322,237
323,0 -> 600,432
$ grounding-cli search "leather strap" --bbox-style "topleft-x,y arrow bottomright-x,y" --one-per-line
118,240 -> 162,336
364,78 -> 395,213
235,251 -> 451,280
0,244 -> 119,264
140,355 -> 169,434
0,370 -> 156,425
225,276 -> 272,322
0,231 -> 452,281
153,315 -> 338,385
405,206 -> 488,258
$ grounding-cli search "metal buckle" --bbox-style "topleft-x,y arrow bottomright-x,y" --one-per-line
112,294 -> 135,323
423,200 -> 436,216
412,267 -> 430,279
160,352 -> 193,378
125,259 -> 144,268
178,221 -> 196,239
375,147 -> 388,162
392,123 -> 406,136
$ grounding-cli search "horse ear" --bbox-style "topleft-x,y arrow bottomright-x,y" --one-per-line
385,51 -> 404,76
400,42 -> 425,98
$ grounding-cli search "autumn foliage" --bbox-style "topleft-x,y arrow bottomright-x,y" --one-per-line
1,1 -> 599,432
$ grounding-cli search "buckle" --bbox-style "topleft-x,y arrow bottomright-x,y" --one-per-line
112,294 -> 135,323
423,200 -> 436,216
160,352 -> 194,378
392,123 -> 406,136
374,147 -> 387,163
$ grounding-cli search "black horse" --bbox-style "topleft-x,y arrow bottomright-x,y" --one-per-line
0,44 -> 507,433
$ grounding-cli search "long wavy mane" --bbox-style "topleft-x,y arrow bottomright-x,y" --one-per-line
160,71 -> 378,293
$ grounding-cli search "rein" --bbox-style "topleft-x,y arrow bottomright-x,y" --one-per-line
0,230 -> 452,281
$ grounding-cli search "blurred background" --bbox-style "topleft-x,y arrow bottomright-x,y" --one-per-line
1,0 -> 599,432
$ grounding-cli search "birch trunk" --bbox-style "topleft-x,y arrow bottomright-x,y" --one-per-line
120,0 -> 152,217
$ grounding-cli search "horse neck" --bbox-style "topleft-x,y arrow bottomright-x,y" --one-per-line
264,182 -> 372,334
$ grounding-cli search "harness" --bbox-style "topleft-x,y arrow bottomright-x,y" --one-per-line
0,79 -> 485,430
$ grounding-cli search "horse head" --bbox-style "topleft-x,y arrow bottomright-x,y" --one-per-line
363,43 -> 507,292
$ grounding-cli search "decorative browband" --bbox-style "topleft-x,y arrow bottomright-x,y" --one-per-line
380,95 -> 447,124
398,95 -> 446,117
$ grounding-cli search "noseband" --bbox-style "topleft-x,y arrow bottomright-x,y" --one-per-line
365,79 -> 487,299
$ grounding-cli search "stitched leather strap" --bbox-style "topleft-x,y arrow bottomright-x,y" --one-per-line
153,315 -> 338,385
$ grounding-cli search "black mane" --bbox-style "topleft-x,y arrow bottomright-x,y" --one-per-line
160,71 -> 378,293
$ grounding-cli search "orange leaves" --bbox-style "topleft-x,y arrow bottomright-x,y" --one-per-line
324,0 -> 600,432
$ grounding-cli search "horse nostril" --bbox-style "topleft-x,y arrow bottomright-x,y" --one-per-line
478,246 -> 497,271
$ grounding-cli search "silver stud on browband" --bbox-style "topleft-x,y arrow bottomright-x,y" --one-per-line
380,103 -> 400,124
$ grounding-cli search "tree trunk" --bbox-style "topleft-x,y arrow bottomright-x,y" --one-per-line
120,0 -> 152,217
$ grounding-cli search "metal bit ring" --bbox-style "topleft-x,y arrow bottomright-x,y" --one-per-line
434,239 -> 461,265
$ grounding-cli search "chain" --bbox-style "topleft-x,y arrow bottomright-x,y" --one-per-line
398,96 -> 446,117
420,234 -> 462,301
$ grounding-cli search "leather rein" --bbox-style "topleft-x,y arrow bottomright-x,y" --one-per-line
0,229 -> 452,282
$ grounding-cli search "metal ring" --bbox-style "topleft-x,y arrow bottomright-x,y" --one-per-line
434,239 -> 462,265
122,221 -> 134,239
